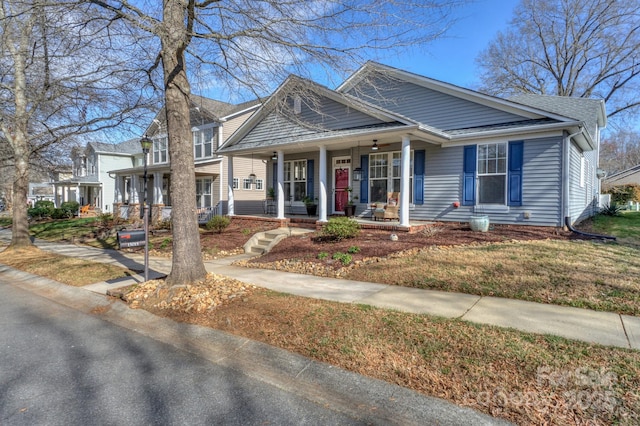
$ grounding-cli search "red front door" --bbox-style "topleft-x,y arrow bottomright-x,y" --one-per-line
334,168 -> 349,211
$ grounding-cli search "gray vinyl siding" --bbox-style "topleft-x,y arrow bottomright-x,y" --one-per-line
415,136 -> 563,226
241,97 -> 387,148
345,75 -> 527,130
568,142 -> 598,224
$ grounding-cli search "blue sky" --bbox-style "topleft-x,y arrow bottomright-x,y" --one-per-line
381,0 -> 518,89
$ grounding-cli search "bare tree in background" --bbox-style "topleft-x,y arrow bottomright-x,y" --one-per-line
600,130 -> 640,174
0,0 -> 154,248
476,0 -> 640,127
89,0 -> 463,286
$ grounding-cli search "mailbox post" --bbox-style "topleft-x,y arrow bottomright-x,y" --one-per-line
140,135 -> 153,282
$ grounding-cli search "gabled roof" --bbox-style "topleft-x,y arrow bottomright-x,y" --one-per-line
146,95 -> 261,136
88,138 -> 140,156
219,62 -> 604,154
509,94 -> 606,140
219,74 -> 422,152
603,164 -> 640,183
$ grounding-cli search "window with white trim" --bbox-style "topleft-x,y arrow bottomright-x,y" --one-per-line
195,178 -> 212,208
242,178 -> 252,190
368,151 -> 414,203
284,160 -> 307,202
477,143 -> 507,204
580,155 -> 585,188
255,179 -> 264,190
153,136 -> 168,164
193,127 -> 215,160
232,178 -> 239,189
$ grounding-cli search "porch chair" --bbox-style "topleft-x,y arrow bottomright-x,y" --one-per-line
79,204 -> 90,216
373,192 -> 399,221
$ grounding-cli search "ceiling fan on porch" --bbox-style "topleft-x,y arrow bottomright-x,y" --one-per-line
371,139 -> 390,151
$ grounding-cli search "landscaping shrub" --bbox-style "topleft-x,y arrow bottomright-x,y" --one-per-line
28,200 -> 55,220
603,184 -> 640,204
600,203 -> 624,217
205,215 -> 231,233
59,201 -> 80,218
322,216 -> 360,241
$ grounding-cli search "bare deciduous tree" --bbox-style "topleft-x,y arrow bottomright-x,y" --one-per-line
476,0 -> 640,126
600,130 -> 640,175
1,0 -> 154,248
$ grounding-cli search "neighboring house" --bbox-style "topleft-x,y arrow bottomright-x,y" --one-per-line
109,95 -> 264,222
218,61 -> 607,228
602,164 -> 640,191
53,140 -> 140,213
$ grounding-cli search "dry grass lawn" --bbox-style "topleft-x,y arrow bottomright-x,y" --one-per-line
0,246 -> 138,286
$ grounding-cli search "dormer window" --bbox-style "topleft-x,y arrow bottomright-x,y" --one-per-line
193,126 -> 215,160
153,136 -> 168,164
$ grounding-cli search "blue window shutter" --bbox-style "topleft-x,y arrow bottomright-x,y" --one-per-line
359,155 -> 369,203
508,141 -> 523,206
413,150 -> 425,205
306,159 -> 314,199
462,145 -> 476,206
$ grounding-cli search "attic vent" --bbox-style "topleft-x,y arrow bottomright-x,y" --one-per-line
293,95 -> 301,114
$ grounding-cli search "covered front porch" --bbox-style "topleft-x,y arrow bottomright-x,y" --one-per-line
242,211 -> 434,234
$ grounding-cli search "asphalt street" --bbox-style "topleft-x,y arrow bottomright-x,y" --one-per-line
0,280 -> 373,425
0,269 -> 509,426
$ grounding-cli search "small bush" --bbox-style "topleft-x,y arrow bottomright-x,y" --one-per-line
332,251 -> 353,266
205,215 -> 231,233
155,219 -> 172,230
159,238 -> 172,249
317,251 -> 329,260
600,203 -> 624,217
97,213 -> 115,228
60,201 -> 80,218
322,217 -> 360,241
347,246 -> 360,254
28,200 -> 55,220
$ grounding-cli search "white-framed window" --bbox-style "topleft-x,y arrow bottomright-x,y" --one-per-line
255,179 -> 264,190
284,159 -> 307,202
195,178 -> 212,208
153,136 -> 168,164
232,178 -> 239,189
477,142 -> 507,204
368,151 -> 414,203
580,155 -> 586,188
193,126 -> 215,160
243,178 -> 252,190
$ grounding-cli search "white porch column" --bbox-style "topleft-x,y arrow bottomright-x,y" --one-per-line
318,145 -> 328,222
276,150 -> 285,219
400,135 -> 411,227
153,172 -> 163,205
227,156 -> 235,216
218,158 -> 224,216
115,176 -> 124,203
131,174 -> 139,203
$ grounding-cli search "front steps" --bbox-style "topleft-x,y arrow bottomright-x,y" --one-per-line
243,227 -> 313,255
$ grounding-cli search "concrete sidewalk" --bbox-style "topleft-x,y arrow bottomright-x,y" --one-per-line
1,227 -> 638,350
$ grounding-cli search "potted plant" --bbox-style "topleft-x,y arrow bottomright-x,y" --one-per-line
266,187 -> 275,200
344,188 -> 357,217
302,195 -> 318,216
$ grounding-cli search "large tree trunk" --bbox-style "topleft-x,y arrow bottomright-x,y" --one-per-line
10,141 -> 31,248
161,0 -> 207,285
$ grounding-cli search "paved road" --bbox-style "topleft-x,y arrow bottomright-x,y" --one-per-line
0,280 -> 369,425
0,270 -> 508,426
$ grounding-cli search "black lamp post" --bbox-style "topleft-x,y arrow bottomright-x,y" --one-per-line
140,135 -> 153,282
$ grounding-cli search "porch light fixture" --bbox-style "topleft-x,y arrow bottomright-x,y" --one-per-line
271,151 -> 278,161
371,139 -> 379,151
249,152 -> 256,184
353,142 -> 362,181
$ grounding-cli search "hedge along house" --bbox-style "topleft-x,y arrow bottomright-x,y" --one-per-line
109,95 -> 263,223
218,62 -> 606,229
